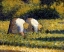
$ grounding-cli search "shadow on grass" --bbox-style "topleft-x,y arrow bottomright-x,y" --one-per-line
0,40 -> 64,50
46,30 -> 64,34
35,37 -> 64,41
0,30 -> 6,34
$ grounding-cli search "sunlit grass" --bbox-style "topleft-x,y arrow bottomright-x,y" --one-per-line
0,19 -> 64,49
0,19 -> 64,33
38,19 -> 64,31
0,21 -> 9,32
0,45 -> 64,52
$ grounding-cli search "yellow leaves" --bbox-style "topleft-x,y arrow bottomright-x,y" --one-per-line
2,0 -> 64,18
50,2 -> 64,14
15,4 -> 33,16
4,0 -> 21,7
2,0 -> 41,17
43,5 -> 48,8
32,0 -> 40,4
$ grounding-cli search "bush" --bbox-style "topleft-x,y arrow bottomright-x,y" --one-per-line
20,8 -> 60,19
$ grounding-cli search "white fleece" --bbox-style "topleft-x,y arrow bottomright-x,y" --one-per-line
31,18 -> 39,32
15,18 -> 25,32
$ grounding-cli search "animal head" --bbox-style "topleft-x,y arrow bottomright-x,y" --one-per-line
23,22 -> 29,29
38,24 -> 43,30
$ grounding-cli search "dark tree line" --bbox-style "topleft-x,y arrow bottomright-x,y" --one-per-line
19,8 -> 60,20
0,0 -> 3,20
0,0 -> 21,21
0,0 -> 63,20
40,0 -> 64,6
21,0 -> 29,3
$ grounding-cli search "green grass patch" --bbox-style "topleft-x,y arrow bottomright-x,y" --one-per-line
0,34 -> 64,49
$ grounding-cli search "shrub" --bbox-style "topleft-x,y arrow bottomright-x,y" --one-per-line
20,8 -> 59,19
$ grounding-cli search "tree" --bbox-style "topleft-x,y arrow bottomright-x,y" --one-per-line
0,0 -> 4,20
21,0 -> 29,3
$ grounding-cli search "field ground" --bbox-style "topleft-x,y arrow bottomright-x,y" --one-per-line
0,19 -> 64,51
0,45 -> 64,52
1,0 -> 64,51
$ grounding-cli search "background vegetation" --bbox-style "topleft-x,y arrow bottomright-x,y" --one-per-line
0,0 -> 64,20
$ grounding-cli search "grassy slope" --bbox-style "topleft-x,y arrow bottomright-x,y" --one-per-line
0,19 -> 64,49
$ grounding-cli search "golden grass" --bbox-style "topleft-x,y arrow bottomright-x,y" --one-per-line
38,19 -> 64,31
30,0 -> 40,4
0,45 -> 64,52
0,19 -> 64,32
0,21 -> 9,32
